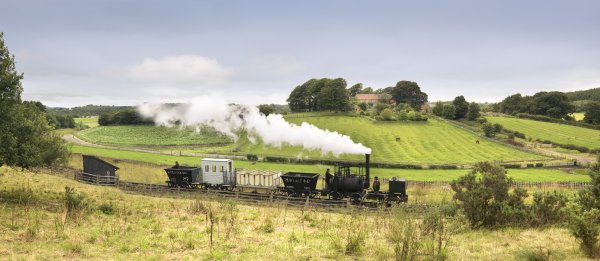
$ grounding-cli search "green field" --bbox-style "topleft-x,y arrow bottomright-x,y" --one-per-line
571,112 -> 585,121
76,125 -> 231,146
487,116 -> 600,149
69,145 -> 589,182
74,117 -> 99,128
79,114 -> 547,164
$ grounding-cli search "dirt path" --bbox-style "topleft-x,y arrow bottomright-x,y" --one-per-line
527,144 -> 596,166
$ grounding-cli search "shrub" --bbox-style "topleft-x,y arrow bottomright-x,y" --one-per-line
380,108 -> 394,121
246,154 -> 258,161
569,209 -> 600,258
482,123 -> 496,137
64,186 -> 89,220
98,202 -> 115,215
530,191 -> 568,226
451,162 -> 528,228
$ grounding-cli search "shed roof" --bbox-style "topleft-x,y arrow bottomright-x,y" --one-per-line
82,155 -> 120,170
202,158 -> 233,162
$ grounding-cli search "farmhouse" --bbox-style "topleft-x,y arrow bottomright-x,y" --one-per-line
356,94 -> 382,105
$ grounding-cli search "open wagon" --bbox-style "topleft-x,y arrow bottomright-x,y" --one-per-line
164,167 -> 201,188
280,172 -> 320,197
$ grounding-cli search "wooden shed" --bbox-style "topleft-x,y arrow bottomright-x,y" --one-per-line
78,155 -> 119,185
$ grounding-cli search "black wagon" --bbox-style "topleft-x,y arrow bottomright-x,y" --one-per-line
164,167 -> 201,188
280,172 -> 320,197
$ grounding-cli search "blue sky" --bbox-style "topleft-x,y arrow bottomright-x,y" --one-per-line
1,0 -> 599,107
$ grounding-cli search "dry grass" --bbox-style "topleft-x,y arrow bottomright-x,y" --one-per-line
0,166 -> 591,260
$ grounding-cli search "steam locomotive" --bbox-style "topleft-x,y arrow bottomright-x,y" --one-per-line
164,154 -> 408,204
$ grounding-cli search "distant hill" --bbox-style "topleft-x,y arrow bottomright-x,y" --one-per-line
565,87 -> 600,102
48,105 -> 133,117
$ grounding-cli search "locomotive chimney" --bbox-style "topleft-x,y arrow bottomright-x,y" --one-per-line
364,153 -> 371,189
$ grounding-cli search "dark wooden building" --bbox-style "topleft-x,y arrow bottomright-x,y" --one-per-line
78,155 -> 119,185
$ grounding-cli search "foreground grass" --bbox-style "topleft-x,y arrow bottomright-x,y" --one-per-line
69,145 -> 590,182
76,125 -> 231,147
0,168 -> 588,260
487,116 -> 600,149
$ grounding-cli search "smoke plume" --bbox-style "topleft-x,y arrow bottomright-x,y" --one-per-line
137,96 -> 371,156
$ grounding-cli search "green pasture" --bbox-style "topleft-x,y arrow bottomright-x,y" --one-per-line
76,125 -> 231,146
570,112 -> 585,121
69,144 -> 589,182
74,117 -> 99,128
487,116 -> 600,149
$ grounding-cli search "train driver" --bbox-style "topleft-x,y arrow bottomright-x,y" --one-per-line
325,168 -> 333,189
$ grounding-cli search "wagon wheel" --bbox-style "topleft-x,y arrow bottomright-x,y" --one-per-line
329,191 -> 342,200
190,184 -> 199,189
350,193 -> 364,205
183,181 -> 191,189
226,186 -> 235,191
302,190 -> 314,198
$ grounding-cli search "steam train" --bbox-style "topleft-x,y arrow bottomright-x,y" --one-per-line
164,154 -> 408,204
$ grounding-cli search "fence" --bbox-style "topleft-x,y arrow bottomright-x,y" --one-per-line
75,172 -> 118,185
386,179 -> 590,189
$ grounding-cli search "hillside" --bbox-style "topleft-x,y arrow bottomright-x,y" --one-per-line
487,116 -> 600,149
565,87 -> 600,102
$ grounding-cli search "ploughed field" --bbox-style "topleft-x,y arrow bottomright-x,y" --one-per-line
486,116 -> 600,149
73,114 -> 548,164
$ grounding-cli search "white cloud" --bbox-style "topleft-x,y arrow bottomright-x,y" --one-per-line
127,55 -> 234,85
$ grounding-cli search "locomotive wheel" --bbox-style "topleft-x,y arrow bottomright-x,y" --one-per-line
302,190 -> 314,198
350,193 -> 363,205
167,182 -> 175,188
329,191 -> 342,200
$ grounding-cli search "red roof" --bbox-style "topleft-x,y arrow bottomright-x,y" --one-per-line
356,94 -> 379,100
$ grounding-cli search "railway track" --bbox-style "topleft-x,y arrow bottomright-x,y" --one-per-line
113,180 -> 438,213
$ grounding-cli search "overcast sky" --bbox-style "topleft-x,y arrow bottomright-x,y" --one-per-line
2,0 -> 600,107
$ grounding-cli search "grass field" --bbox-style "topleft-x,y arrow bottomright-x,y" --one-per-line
74,117 -> 99,128
69,145 -> 590,182
0,168 -> 589,260
76,125 -> 231,147
72,114 -> 548,164
571,112 -> 585,121
487,116 -> 600,149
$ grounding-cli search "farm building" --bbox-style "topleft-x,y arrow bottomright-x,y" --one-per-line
78,155 -> 119,185
356,94 -> 381,105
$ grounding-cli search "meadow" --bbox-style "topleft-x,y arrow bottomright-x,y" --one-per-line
571,112 -> 585,121
74,117 -> 99,128
487,116 -> 600,149
68,145 -> 591,182
76,125 -> 231,147
0,168 -> 589,260
75,113 -> 549,164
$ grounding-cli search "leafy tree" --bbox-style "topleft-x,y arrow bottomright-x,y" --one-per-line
360,87 -> 374,94
466,102 -> 481,121
258,104 -> 274,116
432,101 -> 444,117
358,102 -> 368,112
529,91 -> 574,119
390,81 -> 428,110
568,156 -> 600,258
441,104 -> 456,120
452,96 -> 469,119
287,83 -> 310,112
0,32 -> 68,168
287,78 -> 351,112
348,83 -> 362,97
493,123 -> 503,133
584,102 -> 600,125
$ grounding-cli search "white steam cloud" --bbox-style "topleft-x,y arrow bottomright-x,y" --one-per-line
137,96 -> 371,156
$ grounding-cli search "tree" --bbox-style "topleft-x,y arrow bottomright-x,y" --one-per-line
466,102 -> 481,121
499,93 -> 525,114
258,104 -> 274,116
529,91 -> 574,119
0,32 -> 68,168
287,83 -> 309,112
482,123 -> 496,137
360,87 -> 374,94
390,81 -> 428,110
432,102 -> 444,117
316,78 -> 351,112
441,104 -> 456,120
452,96 -> 469,119
348,83 -> 362,97
584,102 -> 600,125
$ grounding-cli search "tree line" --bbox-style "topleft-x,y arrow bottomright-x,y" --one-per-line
286,78 -> 428,113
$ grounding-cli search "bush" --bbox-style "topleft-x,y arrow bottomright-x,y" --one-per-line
482,123 -> 496,137
451,162 -> 528,228
64,186 -> 89,220
569,209 -> 600,258
429,164 -> 458,170
380,108 -> 394,121
98,202 -> 115,215
246,154 -> 258,161
530,191 -> 568,226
